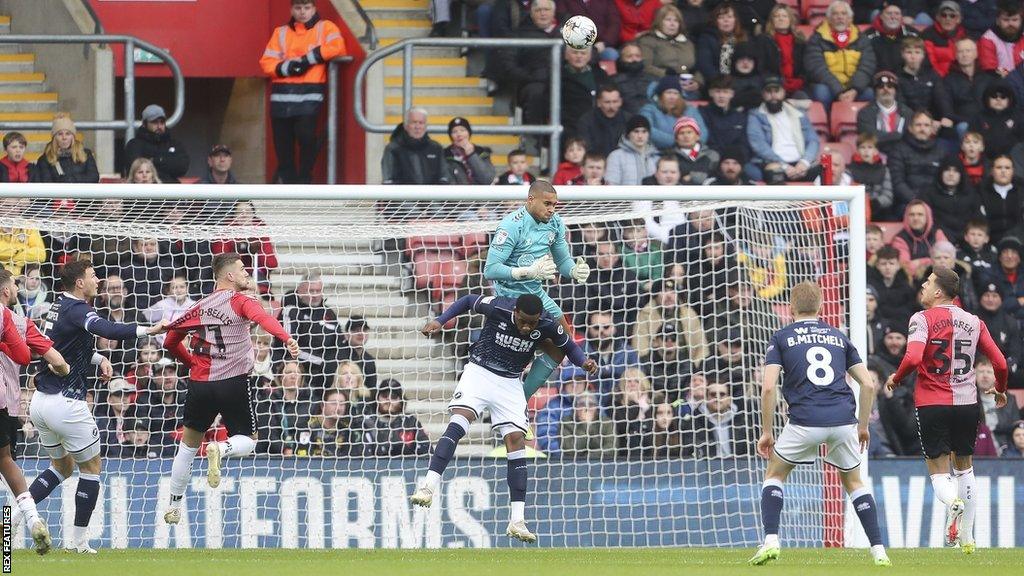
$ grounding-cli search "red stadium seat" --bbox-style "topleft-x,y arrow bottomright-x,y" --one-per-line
461,232 -> 489,257
777,0 -> 799,9
830,101 -> 866,140
1009,389 -> 1024,410
801,0 -> 831,22
870,221 -> 902,244
822,141 -> 854,164
796,24 -> 816,39
430,259 -> 468,301
807,101 -> 829,142
407,230 -> 464,255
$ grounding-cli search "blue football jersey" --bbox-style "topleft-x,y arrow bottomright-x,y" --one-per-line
468,295 -> 569,378
764,319 -> 863,427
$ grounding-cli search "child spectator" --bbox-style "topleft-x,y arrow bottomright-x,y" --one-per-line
0,132 -> 33,183
890,199 -> 949,278
921,159 -> 981,241
552,137 -> 586,185
848,134 -> 895,221
866,224 -> 885,267
34,113 -> 99,183
866,245 -> 918,326
493,149 -> 536,185
606,115 -> 659,185
957,219 -> 998,278
896,37 -> 954,130
958,132 -> 989,186
612,367 -> 655,459
701,76 -> 748,157
126,158 -> 162,184
667,117 -> 718,184
559,392 -> 616,459
570,153 -> 607,185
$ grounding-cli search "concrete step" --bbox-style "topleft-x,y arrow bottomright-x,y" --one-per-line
0,91 -> 57,112
0,111 -> 53,122
384,76 -> 483,88
0,54 -> 33,73
272,273 -> 401,292
375,357 -> 455,380
384,56 -> 466,77
362,0 -> 429,8
361,316 -> 431,332
378,45 -> 464,58
0,72 -> 45,92
325,290 -> 409,311
371,9 -> 433,20
384,95 -> 494,115
370,336 -> 438,359
275,251 -> 383,269
401,379 -> 457,400
424,422 -> 494,445
384,113 -> 509,126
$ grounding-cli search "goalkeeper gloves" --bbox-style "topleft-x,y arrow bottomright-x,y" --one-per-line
571,256 -> 591,283
512,255 -> 557,281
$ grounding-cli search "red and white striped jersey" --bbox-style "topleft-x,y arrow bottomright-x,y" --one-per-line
164,289 -> 291,382
895,304 -> 1009,407
0,309 -> 44,414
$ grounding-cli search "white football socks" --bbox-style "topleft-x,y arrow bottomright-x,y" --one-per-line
955,467 -> 976,543
169,443 -> 200,506
511,501 -> 525,523
423,470 -> 442,491
15,492 -> 39,526
219,435 -> 256,458
930,473 -> 957,506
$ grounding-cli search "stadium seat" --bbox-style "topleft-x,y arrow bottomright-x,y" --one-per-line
801,0 -> 831,23
822,141 -> 854,164
412,252 -> 444,290
870,221 -> 902,244
407,230 -> 465,255
796,24 -> 816,39
461,232 -> 489,257
777,0 -> 799,9
527,386 -> 559,414
830,101 -> 866,140
807,101 -> 829,142
430,259 -> 468,302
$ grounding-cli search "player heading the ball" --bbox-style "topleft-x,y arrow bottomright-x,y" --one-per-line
886,266 -> 1008,554
750,282 -> 890,567
411,293 -> 597,543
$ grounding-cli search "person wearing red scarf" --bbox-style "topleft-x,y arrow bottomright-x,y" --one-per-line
758,4 -> 806,94
922,1 -> 968,77
0,132 -> 33,183
866,3 -> 919,74
959,132 -> 989,186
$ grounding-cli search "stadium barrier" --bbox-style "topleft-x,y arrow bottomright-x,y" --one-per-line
10,458 -> 1023,549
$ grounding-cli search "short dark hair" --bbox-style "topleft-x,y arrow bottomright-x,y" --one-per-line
507,149 -> 527,161
933,266 -> 960,298
997,0 -> 1021,17
292,0 -> 315,5
708,75 -> 734,91
2,131 -> 27,149
212,253 -> 243,278
323,388 -> 350,403
596,85 -> 621,98
965,219 -> 989,234
515,293 -> 544,316
60,259 -> 93,291
583,152 -> 606,165
876,245 -> 900,261
866,223 -> 882,236
0,269 -> 12,288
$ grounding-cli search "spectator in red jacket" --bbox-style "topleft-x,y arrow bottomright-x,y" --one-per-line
613,0 -> 660,44
921,1 -> 967,77
557,0 -> 622,59
978,0 -> 1024,77
212,200 -> 278,295
0,132 -> 33,183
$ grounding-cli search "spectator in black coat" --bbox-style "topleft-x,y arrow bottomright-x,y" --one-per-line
700,76 -> 749,156
865,3 -> 919,74
848,133 -> 895,221
896,37 -> 954,130
728,43 -> 765,110
857,71 -> 914,157
866,285 -> 890,357
944,38 -> 999,136
34,114 -> 99,184
871,357 -> 923,456
562,47 -> 611,137
443,117 -> 496,185
976,156 -> 1024,243
920,157 -> 982,240
612,42 -> 658,115
867,245 -> 918,326
574,240 -> 642,328
338,315 -> 378,394
888,111 -> 946,218
0,132 -> 34,183
696,2 -> 751,83
977,282 -> 1024,388
97,378 -> 136,456
356,379 -> 430,457
641,323 -> 693,403
680,380 -> 753,458
119,238 -> 173,311
490,0 -> 560,126
988,235 -> 1024,323
703,147 -> 752,185
200,144 -> 238,184
970,82 -> 1024,160
577,85 -> 631,157
263,360 -> 316,455
957,219 -> 999,279
279,273 -> 345,393
122,105 -> 189,183
381,108 -> 448,185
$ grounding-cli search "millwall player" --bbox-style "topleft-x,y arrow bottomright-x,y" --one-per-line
411,293 -> 597,542
750,282 -> 890,567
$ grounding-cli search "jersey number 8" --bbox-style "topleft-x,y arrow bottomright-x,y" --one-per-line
806,346 -> 835,387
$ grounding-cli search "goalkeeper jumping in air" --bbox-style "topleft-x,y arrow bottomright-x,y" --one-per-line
484,180 -> 591,399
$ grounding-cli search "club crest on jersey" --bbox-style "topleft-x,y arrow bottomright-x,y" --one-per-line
547,232 -> 555,245
499,322 -> 508,330
494,229 -> 509,246
530,330 -> 541,340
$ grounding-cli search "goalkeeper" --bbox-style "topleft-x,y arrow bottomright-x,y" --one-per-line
484,180 -> 591,398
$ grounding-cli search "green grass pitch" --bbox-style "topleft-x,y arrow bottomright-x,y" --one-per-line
9,548 -> 1024,576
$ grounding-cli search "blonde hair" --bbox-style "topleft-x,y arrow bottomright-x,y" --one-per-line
334,360 -> 370,399
765,4 -> 805,40
790,281 -> 822,316
44,113 -> 87,165
616,367 -> 652,396
126,158 -> 162,184
652,5 -> 686,36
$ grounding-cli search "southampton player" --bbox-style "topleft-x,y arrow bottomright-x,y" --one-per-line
411,293 -> 597,542
162,253 -> 299,524
0,269 -> 69,554
886,267 -> 1008,553
25,260 -> 167,553
750,282 -> 890,567
484,181 -> 591,399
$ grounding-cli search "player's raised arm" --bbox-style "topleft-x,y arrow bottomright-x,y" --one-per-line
422,294 -> 485,335
548,323 -> 598,374
230,294 -> 299,358
887,311 -> 926,390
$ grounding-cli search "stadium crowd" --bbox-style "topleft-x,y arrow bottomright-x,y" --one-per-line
2,0 -> 1024,460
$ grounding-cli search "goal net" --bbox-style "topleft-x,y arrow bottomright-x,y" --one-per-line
0,186 -> 864,549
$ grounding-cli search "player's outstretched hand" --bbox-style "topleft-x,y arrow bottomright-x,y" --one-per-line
983,388 -> 1008,408
857,426 -> 870,452
285,338 -> 301,359
581,359 -> 598,375
421,320 -> 443,336
48,361 -> 70,377
146,320 -> 170,335
571,256 -> 591,283
756,432 -> 774,460
99,358 -> 113,382
513,255 -> 557,281
885,374 -> 899,391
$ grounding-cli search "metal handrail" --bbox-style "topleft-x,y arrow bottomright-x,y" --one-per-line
344,0 -> 378,50
0,34 -> 183,142
78,0 -> 105,34
354,37 -> 564,174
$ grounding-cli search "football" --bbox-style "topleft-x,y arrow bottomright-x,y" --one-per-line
561,15 -> 598,50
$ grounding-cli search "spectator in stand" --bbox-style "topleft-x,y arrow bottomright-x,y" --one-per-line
494,149 -> 536,185
562,48 -> 611,138
667,208 -> 718,268
849,134 -> 895,221
253,331 -> 275,386
897,38 -> 954,131
666,117 -> 718,185
977,282 -> 1023,387
978,0 -> 1024,77
866,285 -> 889,356
856,71 -> 912,157
945,39 -> 998,138
680,379 -> 752,457
16,263 -> 48,321
338,315 -> 378,393
613,42 -> 658,115
890,200 -> 949,279
641,323 -> 694,402
97,378 -> 136,455
444,117 -> 496,186
971,83 -> 1024,159
535,365 -> 592,454
332,360 -> 372,418
619,218 -> 664,281
132,358 -> 185,438
582,310 -> 640,405
728,44 -> 766,110
482,0 -> 530,40
989,235 -> 1024,316
746,76 -> 820,183
559,391 -> 616,459
921,159 -> 981,241
613,0 -> 661,44
212,200 -> 279,294
922,1 -> 967,77
552,137 -> 586,185
634,277 -> 708,364
703,328 -> 749,392
573,153 -> 608,185
975,404 -> 1002,456
606,115 -> 659,185
871,356 -> 923,456
123,105 -> 189,183
888,111 -> 945,218
577,86 -> 631,158
651,395 -> 683,458
581,242 -> 643,326
961,0 -> 999,39
34,113 -> 99,184
259,0 -> 345,184
0,199 -> 45,276
872,324 -> 910,376
125,158 -> 161,184
612,366 -> 655,458
758,4 -> 807,97
977,155 -> 1023,242
1003,421 -> 1024,457
704,147 -> 752,185
918,241 -> 979,309
679,0 -> 707,38
866,2 -> 919,75
701,76 -> 748,157
958,219 -> 999,279
357,379 -> 429,457
294,389 -> 355,457
142,275 -> 195,343
958,132 -> 989,187
867,245 -> 918,326
641,152 -> 682,186
381,108 -> 448,185
264,360 -> 315,455
692,231 -> 737,317
0,132 -> 33,183
696,2 -> 749,84
640,76 -> 708,149
637,5 -> 701,93
804,0 -> 877,109
557,0 -> 622,60
200,145 -> 238,184
867,224 -> 885,266
119,239 -> 173,311
814,148 -> 854,185
280,272 -> 345,392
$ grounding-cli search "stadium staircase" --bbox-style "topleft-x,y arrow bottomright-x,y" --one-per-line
0,14 -> 59,162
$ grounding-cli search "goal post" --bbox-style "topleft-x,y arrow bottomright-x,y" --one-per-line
0,184 -> 867,549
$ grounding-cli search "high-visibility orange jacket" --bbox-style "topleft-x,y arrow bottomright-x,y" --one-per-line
260,14 -> 346,117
